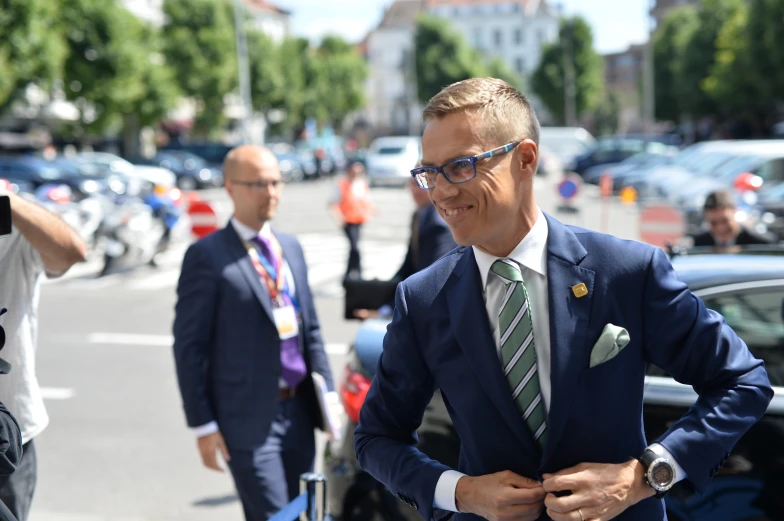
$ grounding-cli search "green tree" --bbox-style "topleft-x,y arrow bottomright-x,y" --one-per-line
60,0 -> 149,133
0,0 -> 67,111
677,0 -> 745,119
531,16 -> 604,125
413,14 -> 486,104
312,36 -> 367,129
593,89 -> 621,136
162,0 -> 237,136
247,31 -> 286,115
653,5 -> 700,122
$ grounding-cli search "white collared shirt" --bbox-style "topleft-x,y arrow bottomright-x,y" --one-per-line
432,208 -> 685,512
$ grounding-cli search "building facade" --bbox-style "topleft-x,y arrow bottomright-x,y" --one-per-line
362,0 -> 424,136
244,0 -> 292,43
603,44 -> 646,132
423,0 -> 559,79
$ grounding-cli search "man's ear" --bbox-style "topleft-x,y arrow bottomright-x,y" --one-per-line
516,139 -> 539,176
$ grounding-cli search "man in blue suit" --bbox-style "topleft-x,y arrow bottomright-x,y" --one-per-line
354,78 -> 773,521
173,145 -> 336,521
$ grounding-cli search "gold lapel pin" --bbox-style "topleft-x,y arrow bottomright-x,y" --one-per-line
571,283 -> 588,298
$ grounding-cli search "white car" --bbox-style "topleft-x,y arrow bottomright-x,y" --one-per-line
76,152 -> 177,191
365,136 -> 422,187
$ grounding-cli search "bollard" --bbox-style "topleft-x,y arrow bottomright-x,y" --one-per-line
299,472 -> 327,521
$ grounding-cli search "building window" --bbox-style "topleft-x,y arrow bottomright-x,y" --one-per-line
494,29 -> 502,47
516,57 -> 525,73
474,28 -> 483,48
514,28 -> 522,45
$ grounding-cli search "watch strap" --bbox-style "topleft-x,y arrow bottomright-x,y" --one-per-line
638,449 -> 671,499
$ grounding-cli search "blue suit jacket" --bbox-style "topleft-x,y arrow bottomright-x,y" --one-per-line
173,223 -> 334,450
354,213 -> 773,521
395,204 -> 458,281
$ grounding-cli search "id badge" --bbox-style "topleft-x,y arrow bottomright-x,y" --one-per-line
273,304 -> 299,340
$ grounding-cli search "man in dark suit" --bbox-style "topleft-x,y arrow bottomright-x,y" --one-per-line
172,145 -> 336,521
692,189 -> 774,248
353,177 -> 457,319
354,78 -> 773,521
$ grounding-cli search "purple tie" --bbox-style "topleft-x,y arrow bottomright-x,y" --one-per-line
253,234 -> 307,389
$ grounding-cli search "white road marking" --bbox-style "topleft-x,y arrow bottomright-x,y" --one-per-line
86,334 -> 348,355
87,333 -> 174,346
40,387 -> 76,400
325,343 -> 348,355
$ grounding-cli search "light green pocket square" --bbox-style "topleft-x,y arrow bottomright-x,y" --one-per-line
589,324 -> 630,368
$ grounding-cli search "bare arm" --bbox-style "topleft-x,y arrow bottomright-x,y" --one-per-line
5,190 -> 86,276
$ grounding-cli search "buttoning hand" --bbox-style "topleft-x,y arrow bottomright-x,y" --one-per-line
542,460 -> 654,521
455,470 -> 545,521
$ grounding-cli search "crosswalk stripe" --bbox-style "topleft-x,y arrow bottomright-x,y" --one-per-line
43,233 -> 407,293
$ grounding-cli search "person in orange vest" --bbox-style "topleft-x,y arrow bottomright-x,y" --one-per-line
329,159 -> 374,280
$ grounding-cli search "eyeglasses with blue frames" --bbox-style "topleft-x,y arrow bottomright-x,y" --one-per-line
410,141 -> 521,190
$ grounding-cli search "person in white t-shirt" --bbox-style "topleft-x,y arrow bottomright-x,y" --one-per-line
0,186 -> 86,521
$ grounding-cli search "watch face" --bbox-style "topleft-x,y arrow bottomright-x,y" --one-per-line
651,461 -> 674,488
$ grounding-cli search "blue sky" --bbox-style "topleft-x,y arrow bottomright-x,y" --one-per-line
274,0 -> 651,55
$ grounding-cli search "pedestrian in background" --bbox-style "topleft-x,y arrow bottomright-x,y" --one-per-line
692,189 -> 774,249
354,176 -> 456,319
328,159 -> 373,280
0,186 -> 86,521
172,145 -> 337,521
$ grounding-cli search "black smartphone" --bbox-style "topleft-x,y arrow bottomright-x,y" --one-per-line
0,195 -> 10,236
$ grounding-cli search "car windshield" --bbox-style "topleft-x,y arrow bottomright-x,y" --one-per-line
759,183 -> 784,202
374,146 -> 405,155
712,155 -> 766,180
539,135 -> 592,160
686,152 -> 736,175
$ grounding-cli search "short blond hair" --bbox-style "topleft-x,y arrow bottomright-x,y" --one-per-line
422,77 -> 540,147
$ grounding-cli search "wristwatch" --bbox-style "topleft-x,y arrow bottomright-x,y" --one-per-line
638,449 -> 675,498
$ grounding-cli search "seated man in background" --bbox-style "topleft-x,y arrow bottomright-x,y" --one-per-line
353,177 -> 456,319
693,189 -> 774,248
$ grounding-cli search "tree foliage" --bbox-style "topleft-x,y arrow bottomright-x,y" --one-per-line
653,5 -> 700,122
0,0 -> 67,110
413,14 -> 524,105
530,16 -> 604,124
162,0 -> 238,136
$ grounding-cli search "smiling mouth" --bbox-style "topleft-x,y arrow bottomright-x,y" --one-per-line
442,206 -> 471,217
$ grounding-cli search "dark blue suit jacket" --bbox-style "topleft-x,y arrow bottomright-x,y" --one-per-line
395,203 -> 457,282
173,223 -> 334,450
354,213 -> 773,521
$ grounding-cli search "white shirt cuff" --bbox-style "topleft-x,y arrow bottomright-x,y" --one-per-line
192,421 -> 219,438
433,470 -> 466,512
648,442 -> 687,483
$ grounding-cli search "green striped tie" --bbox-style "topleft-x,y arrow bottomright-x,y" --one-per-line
491,259 -> 547,450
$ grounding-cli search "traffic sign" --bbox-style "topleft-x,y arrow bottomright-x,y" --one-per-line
557,174 -> 581,200
639,204 -> 684,248
188,199 -> 219,239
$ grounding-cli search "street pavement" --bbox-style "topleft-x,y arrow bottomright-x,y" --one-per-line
29,175 -> 640,521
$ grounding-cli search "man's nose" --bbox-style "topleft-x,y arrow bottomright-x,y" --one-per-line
430,174 -> 458,202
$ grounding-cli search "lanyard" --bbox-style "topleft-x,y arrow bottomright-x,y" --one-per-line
243,236 -> 285,303
243,236 -> 300,311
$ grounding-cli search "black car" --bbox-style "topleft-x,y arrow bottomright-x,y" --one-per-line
130,151 -> 222,191
567,135 -> 682,178
325,248 -> 784,521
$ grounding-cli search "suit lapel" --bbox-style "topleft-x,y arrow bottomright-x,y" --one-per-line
541,214 -> 595,465
446,248 -> 540,454
225,224 -> 275,324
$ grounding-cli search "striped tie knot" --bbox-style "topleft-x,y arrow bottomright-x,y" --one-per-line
491,259 -> 523,283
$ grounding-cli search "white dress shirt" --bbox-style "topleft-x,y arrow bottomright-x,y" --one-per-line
432,208 -> 685,512
192,218 -> 298,438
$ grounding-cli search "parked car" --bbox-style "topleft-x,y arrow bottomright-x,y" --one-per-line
582,147 -> 679,188
325,248 -> 784,521
365,136 -> 422,187
539,127 -> 596,166
566,134 -> 681,177
130,151 -> 223,190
